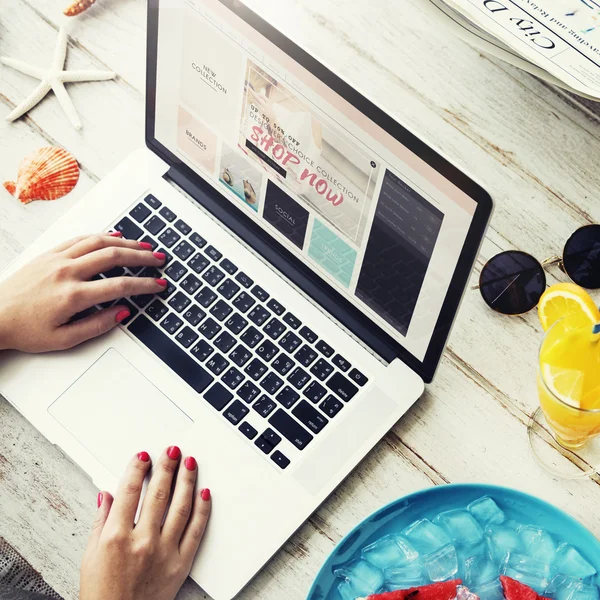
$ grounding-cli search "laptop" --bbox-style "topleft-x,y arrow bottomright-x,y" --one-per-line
0,0 -> 493,597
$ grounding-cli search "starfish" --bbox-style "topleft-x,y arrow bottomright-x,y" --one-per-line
0,24 -> 116,130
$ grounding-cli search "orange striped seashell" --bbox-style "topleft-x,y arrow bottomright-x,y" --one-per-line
64,0 -> 97,16
4,146 -> 79,204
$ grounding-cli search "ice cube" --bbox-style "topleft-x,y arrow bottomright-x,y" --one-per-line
337,579 -> 359,600
434,510 -> 485,547
473,580 -> 505,600
384,562 -> 427,589
501,552 -> 551,594
465,553 -> 499,587
362,534 -> 418,570
334,559 -> 385,597
547,575 -> 600,600
468,497 -> 506,529
456,541 -> 487,579
424,545 -> 459,582
402,519 -> 451,555
554,544 -> 597,580
487,525 -> 522,564
518,526 -> 557,564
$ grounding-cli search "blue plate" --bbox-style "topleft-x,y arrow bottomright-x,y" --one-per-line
307,484 -> 600,600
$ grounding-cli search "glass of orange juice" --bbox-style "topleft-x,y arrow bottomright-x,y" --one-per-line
529,318 -> 600,478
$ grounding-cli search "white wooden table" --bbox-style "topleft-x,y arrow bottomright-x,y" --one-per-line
2,0 -> 600,598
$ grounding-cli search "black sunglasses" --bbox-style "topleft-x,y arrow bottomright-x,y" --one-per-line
478,224 -> 600,315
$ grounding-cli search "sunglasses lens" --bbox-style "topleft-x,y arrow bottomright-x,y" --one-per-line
479,251 -> 546,315
563,225 -> 600,289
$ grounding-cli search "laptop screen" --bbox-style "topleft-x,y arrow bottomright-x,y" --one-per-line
151,0 -> 489,372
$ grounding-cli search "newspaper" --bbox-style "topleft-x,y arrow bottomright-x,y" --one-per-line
429,0 -> 600,99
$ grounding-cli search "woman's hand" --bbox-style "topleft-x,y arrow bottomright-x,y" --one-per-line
0,233 -> 167,353
81,447 -> 211,600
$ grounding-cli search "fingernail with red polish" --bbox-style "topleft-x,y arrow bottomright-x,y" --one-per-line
201,488 -> 211,501
109,231 -> 122,237
156,278 -> 168,287
97,492 -> 103,508
139,241 -> 153,250
153,252 -> 166,261
138,451 -> 150,462
184,456 -> 197,471
115,309 -> 130,323
167,445 -> 181,460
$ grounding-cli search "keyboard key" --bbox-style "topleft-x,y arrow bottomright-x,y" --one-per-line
283,312 -> 301,329
215,331 -> 236,353
195,286 -> 218,308
115,217 -> 143,240
269,409 -> 313,450
225,314 -> 248,335
267,298 -> 285,315
158,227 -> 181,248
140,235 -> 158,250
191,339 -> 213,362
262,428 -> 281,450
332,354 -> 351,372
173,240 -> 195,262
232,292 -> 255,313
146,299 -> 168,322
183,304 -> 206,327
244,358 -> 268,381
132,293 -> 153,308
288,367 -> 310,390
255,436 -> 275,454
260,372 -> 284,395
275,386 -> 300,409
264,318 -> 285,340
166,261 -> 187,283
326,372 -> 359,401
210,300 -> 233,322
248,305 -> 271,326
199,317 -> 221,340
158,280 -> 177,301
206,353 -> 229,375
129,316 -> 213,393
279,332 -> 302,353
205,245 -> 222,261
241,326 -> 263,348
189,253 -> 210,274
251,285 -> 269,302
293,400 -> 328,434
144,193 -> 161,209
224,400 -> 248,424
220,258 -> 238,275
253,395 -> 277,418
103,266 -> 125,278
310,358 -> 334,381
235,272 -> 253,288
139,267 -> 162,280
230,344 -> 252,367
271,450 -> 290,470
299,326 -> 317,344
159,206 -> 177,222
181,274 -> 202,295
320,395 -> 344,418
174,219 -> 191,235
204,382 -> 232,411
144,215 -> 166,235
160,313 -> 183,335
256,340 -> 278,362
155,248 -> 173,266
168,291 -> 191,313
296,345 -> 317,367
190,232 -> 207,249
222,367 -> 244,390
113,299 -> 138,325
239,421 -> 257,439
202,265 -> 225,287
303,380 -> 327,404
217,279 -> 240,300
130,202 -> 151,223
349,368 -> 368,386
175,326 -> 199,349
237,381 -> 260,403
272,354 -> 295,376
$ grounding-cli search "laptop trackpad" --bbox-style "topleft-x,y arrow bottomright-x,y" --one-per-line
48,348 -> 193,478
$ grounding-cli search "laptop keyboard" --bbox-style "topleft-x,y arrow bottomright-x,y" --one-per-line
103,194 -> 369,470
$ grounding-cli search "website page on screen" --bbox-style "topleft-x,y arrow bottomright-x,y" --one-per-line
154,0 -> 478,361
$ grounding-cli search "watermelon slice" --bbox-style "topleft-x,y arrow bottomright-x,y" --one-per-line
360,580 -> 463,600
500,576 -> 550,600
